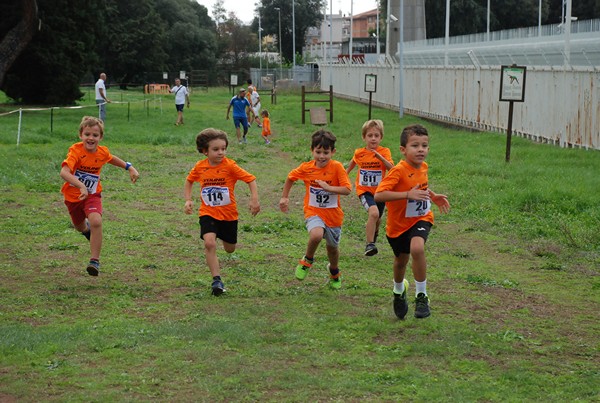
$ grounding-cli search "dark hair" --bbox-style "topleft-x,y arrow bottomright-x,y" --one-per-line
311,129 -> 336,150
196,128 -> 229,153
400,124 -> 428,146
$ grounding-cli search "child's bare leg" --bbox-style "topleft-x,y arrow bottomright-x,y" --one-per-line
366,205 -> 380,243
393,254 -> 410,283
304,227 -> 323,259
409,237 -> 427,282
222,241 -> 236,254
203,233 -> 220,277
87,212 -> 102,260
326,244 -> 339,268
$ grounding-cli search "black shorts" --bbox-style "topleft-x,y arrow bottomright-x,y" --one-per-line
175,104 -> 184,112
199,216 -> 238,244
359,192 -> 385,217
386,220 -> 432,256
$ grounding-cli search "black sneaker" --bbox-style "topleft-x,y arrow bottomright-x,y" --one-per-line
211,279 -> 226,296
364,243 -> 378,256
414,293 -> 431,318
86,260 -> 100,276
393,279 -> 409,319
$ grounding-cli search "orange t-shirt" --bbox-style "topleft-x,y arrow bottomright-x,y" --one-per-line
287,159 -> 351,228
350,146 -> 393,196
186,157 -> 256,221
262,117 -> 271,136
61,142 -> 114,203
375,160 -> 434,238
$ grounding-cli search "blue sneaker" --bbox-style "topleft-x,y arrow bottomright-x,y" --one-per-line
211,279 -> 226,296
86,260 -> 100,276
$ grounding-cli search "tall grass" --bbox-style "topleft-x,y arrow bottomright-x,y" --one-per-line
0,88 -> 598,401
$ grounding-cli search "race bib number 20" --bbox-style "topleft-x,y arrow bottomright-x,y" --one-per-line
406,199 -> 430,217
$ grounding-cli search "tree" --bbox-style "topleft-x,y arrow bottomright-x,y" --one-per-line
0,0 -> 39,88
257,0 -> 325,64
2,0 -> 99,104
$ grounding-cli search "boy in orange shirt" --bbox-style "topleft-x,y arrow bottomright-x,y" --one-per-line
346,119 -> 394,256
261,109 -> 271,144
375,124 -> 449,319
184,128 -> 260,296
60,116 -> 140,276
279,129 -> 352,289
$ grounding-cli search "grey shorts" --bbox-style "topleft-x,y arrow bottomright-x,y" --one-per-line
305,215 -> 342,247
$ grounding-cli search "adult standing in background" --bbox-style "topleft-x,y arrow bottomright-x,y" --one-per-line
95,73 -> 111,122
170,78 -> 190,126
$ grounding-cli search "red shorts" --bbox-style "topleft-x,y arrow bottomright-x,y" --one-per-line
64,193 -> 103,226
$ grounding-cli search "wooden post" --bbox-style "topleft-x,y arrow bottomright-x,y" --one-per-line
301,85 -> 306,124
329,85 -> 333,123
505,101 -> 514,162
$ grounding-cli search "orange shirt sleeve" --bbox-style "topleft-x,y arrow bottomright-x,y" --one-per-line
376,160 -> 433,237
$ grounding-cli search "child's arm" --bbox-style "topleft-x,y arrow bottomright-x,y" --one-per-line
314,180 -> 351,196
226,104 -> 232,119
279,178 -> 295,212
109,157 -> 139,183
371,150 -> 394,170
345,160 -> 356,175
60,165 -> 88,200
247,180 -> 260,216
429,189 -> 450,213
374,184 -> 429,202
183,180 -> 194,215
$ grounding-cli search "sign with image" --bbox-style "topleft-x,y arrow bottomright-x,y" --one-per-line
499,65 -> 526,102
364,74 -> 377,93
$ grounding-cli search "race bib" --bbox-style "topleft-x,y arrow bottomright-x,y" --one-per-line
406,199 -> 430,217
201,186 -> 231,207
308,186 -> 337,209
359,169 -> 382,186
74,170 -> 99,194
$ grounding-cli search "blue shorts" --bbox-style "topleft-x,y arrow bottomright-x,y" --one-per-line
386,220 -> 432,256
305,215 -> 342,248
199,216 -> 238,244
359,192 -> 385,217
233,116 -> 249,130
175,104 -> 184,112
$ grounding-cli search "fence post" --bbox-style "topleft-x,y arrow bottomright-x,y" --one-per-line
128,102 -> 131,122
301,86 -> 306,124
50,107 -> 54,133
17,108 -> 22,146
329,85 -> 333,123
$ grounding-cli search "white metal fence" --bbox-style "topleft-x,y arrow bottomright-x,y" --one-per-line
318,19 -> 600,150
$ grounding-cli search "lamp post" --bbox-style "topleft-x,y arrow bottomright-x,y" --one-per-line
292,0 -> 296,71
349,0 -> 353,64
376,1 -> 380,56
258,14 -> 262,70
399,0 -> 404,118
275,7 -> 282,78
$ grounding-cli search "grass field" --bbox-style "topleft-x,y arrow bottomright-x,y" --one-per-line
1,87 -> 599,401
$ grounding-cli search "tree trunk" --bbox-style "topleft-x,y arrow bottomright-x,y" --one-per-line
0,0 -> 39,88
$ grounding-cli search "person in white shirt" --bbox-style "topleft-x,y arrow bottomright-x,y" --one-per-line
170,78 -> 190,126
94,73 -> 111,122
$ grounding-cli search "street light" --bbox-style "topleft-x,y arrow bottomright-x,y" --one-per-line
258,14 -> 263,70
275,7 -> 282,78
292,0 -> 296,71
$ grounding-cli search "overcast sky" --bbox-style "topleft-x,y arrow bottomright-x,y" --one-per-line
195,0 -> 378,24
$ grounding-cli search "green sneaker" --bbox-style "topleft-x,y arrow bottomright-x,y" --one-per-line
295,259 -> 312,280
393,279 -> 410,319
414,292 -> 431,318
327,263 -> 341,289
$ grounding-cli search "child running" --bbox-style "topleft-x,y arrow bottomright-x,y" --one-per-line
346,119 -> 394,256
261,109 -> 271,144
374,124 -> 450,319
184,128 -> 260,296
60,116 -> 140,276
279,129 -> 352,289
